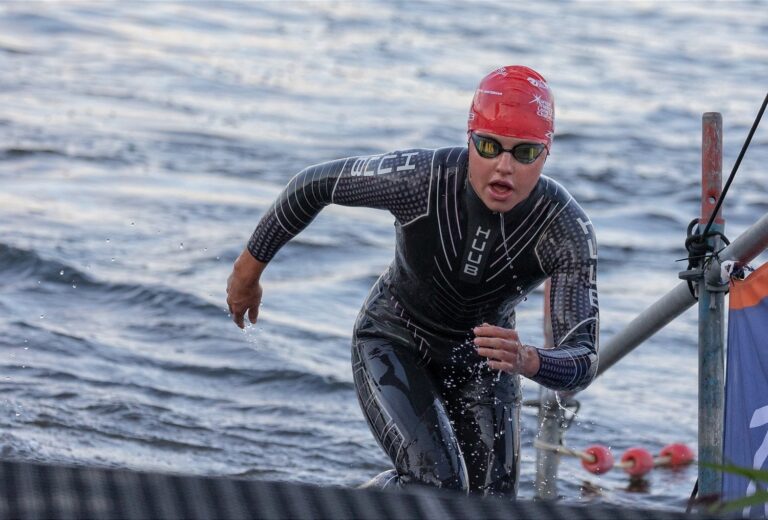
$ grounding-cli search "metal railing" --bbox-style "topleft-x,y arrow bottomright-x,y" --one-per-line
534,112 -> 768,501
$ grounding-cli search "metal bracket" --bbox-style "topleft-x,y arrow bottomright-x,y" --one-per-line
706,282 -> 730,293
678,268 -> 703,282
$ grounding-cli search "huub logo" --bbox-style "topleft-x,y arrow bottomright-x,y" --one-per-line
577,217 -> 599,308
462,226 -> 491,277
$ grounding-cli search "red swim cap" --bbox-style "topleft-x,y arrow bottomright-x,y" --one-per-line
468,66 -> 555,147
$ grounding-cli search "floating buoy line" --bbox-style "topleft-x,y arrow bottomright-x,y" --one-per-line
533,439 -> 695,479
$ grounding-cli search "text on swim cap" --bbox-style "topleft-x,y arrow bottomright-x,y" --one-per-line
529,94 -> 553,122
526,77 -> 550,91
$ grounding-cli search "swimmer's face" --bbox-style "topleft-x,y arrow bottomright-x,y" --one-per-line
467,131 -> 548,213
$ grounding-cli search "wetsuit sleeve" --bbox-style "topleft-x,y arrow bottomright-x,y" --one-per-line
532,201 -> 599,392
248,150 -> 434,262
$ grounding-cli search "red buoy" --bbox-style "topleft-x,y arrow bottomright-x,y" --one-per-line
621,447 -> 654,477
581,444 -> 614,474
659,443 -> 695,467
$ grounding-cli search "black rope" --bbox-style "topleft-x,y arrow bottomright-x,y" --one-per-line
681,219 -> 715,299
685,478 -> 699,514
701,91 -> 768,239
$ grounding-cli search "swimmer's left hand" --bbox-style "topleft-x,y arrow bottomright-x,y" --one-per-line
473,323 -> 540,378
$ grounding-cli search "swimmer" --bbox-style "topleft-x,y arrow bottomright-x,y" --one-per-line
227,65 -> 598,497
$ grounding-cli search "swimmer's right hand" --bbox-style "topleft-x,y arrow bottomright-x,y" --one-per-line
226,249 -> 267,329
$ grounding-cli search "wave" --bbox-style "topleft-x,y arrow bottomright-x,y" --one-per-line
0,146 -> 132,166
25,412 -> 221,453
0,243 -> 221,316
1,11 -> 115,38
0,45 -> 31,56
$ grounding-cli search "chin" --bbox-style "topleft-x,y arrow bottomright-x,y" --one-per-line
483,196 -> 519,213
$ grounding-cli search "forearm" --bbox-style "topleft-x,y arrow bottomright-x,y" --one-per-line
247,163 -> 337,262
530,334 -> 597,392
248,149 -> 433,263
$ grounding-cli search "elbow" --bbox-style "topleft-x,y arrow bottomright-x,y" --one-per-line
566,353 -> 598,393
531,346 -> 598,393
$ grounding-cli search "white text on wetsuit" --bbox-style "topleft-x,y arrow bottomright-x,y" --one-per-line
462,226 -> 491,278
350,152 -> 418,176
577,217 -> 599,308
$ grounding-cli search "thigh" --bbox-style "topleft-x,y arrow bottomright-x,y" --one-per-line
352,336 -> 468,491
442,367 -> 522,497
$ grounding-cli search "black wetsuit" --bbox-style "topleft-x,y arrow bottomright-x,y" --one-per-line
248,147 -> 598,496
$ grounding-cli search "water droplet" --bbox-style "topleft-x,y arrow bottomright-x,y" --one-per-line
111,257 -> 115,262
179,243 -> 184,249
39,314 -> 45,319
59,269 -> 64,276
130,221 -> 135,226
105,238 -> 110,243
72,283 -> 77,289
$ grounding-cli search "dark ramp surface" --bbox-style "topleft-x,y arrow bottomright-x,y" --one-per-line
0,459 -> 721,520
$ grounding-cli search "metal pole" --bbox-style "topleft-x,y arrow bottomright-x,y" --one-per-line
535,279 -> 565,500
596,282 -> 695,377
596,209 -> 768,378
698,112 -> 724,496
707,210 -> 768,283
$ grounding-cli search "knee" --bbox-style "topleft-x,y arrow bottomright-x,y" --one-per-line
401,448 -> 469,493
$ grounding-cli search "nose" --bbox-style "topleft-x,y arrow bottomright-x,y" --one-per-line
495,151 -> 515,175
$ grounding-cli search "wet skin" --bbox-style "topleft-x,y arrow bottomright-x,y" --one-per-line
466,131 -> 548,214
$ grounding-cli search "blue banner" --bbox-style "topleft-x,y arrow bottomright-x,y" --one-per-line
723,262 -> 768,517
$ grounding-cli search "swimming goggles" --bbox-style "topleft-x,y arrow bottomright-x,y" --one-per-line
470,132 -> 548,164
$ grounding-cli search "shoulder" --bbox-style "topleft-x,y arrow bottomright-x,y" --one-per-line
534,176 -> 596,272
538,175 -> 592,229
431,146 -> 467,171
340,149 -> 436,178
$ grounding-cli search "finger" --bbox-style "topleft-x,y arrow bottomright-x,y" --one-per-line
473,325 -> 519,340
474,337 -> 521,351
476,346 -> 520,366
233,308 -> 245,329
248,305 -> 259,324
476,346 -> 503,361
487,360 -> 517,373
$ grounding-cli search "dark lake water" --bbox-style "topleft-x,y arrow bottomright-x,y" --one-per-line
1,0 -> 767,511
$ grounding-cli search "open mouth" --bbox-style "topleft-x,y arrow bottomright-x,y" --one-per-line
489,181 -> 513,198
